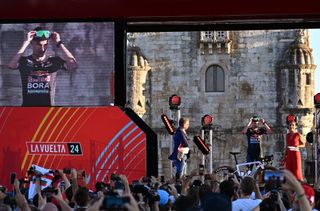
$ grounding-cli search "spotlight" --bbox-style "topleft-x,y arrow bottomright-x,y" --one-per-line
315,93 -> 320,108
169,94 -> 181,110
201,114 -> 213,129
161,114 -> 175,135
193,136 -> 210,155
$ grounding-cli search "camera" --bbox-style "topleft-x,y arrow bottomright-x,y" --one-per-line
95,181 -> 108,192
270,189 -> 279,201
63,168 -> 71,174
114,180 -> 124,190
102,195 -> 130,210
132,184 -> 160,204
199,164 -> 205,176
263,170 -> 285,188
110,173 -> 120,182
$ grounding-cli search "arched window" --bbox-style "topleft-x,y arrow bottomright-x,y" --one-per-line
205,65 -> 225,92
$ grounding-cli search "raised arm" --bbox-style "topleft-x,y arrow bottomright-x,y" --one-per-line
51,32 -> 78,71
260,117 -> 272,134
241,117 -> 252,134
282,170 -> 312,211
8,31 -> 35,69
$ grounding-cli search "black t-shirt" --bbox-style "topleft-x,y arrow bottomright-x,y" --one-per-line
246,128 -> 267,144
18,55 -> 65,106
246,127 -> 267,159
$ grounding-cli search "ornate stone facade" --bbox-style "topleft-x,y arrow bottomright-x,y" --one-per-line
127,29 -> 317,180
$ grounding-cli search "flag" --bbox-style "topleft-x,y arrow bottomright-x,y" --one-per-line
28,165 -> 54,200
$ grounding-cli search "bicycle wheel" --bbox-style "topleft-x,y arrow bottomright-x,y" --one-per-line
213,166 -> 236,182
253,165 -> 278,184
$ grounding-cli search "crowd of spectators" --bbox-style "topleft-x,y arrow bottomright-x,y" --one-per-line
0,167 -> 319,211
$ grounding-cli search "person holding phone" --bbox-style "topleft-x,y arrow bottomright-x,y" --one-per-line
8,26 -> 78,106
168,117 -> 190,180
283,115 -> 306,181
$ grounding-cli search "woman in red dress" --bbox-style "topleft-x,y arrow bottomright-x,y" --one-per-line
284,120 -> 306,181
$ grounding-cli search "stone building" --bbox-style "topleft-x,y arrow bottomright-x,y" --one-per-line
127,29 -> 317,180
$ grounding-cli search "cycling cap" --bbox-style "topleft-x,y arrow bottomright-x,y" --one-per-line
252,115 -> 260,122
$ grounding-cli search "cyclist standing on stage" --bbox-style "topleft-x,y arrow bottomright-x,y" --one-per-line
241,115 -> 272,165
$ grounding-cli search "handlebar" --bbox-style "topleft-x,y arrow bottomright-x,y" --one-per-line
259,155 -> 273,163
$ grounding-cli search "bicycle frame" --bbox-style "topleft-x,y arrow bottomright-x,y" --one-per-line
235,161 -> 263,177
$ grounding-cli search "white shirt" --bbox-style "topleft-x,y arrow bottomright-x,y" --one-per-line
232,198 -> 262,211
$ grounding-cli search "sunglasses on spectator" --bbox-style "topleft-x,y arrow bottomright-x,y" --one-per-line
35,30 -> 51,38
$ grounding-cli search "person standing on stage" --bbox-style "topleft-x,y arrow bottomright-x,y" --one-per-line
283,115 -> 305,181
168,117 -> 190,180
242,115 -> 272,165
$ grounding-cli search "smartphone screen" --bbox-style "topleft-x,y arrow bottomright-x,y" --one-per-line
63,168 -> 71,174
10,172 -> 16,184
160,176 -> 165,183
263,170 -> 284,186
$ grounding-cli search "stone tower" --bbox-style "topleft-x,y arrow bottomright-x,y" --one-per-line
280,29 -> 316,136
126,33 -> 151,120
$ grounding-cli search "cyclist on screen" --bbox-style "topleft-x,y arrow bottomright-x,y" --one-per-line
8,26 -> 78,106
241,115 -> 272,168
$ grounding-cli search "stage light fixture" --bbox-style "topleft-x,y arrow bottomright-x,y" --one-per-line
201,114 -> 213,127
161,114 -> 175,135
193,136 -> 210,155
169,94 -> 181,110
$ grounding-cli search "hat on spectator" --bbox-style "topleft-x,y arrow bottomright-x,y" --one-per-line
294,184 -> 315,204
302,184 -> 315,204
157,189 -> 169,206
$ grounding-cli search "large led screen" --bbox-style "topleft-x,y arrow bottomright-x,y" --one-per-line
0,22 -> 114,106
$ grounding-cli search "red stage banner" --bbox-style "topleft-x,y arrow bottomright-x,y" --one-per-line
0,106 -> 146,189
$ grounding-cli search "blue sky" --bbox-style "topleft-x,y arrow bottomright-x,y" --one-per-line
310,29 -> 320,94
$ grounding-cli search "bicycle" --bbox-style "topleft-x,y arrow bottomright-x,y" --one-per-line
213,152 -> 278,183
